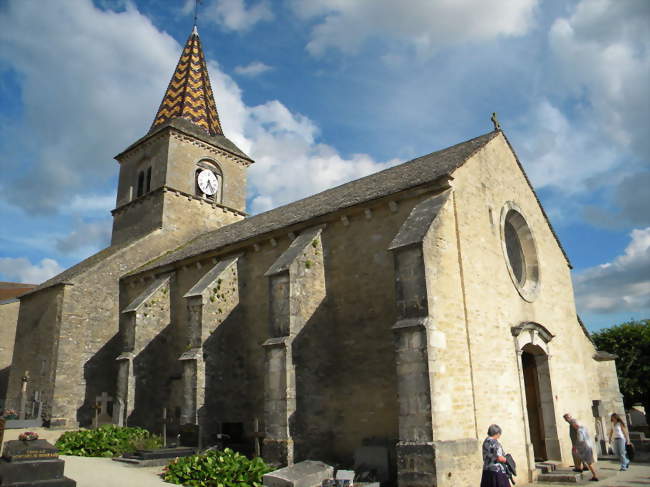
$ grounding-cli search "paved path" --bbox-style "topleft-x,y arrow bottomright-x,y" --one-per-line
61,455 -> 170,487
2,427 -> 170,486
535,459 -> 650,486
3,429 -> 647,486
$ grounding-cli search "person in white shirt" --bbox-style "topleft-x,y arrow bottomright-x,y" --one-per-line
608,413 -> 631,471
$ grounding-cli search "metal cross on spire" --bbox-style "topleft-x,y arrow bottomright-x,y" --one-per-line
193,0 -> 202,30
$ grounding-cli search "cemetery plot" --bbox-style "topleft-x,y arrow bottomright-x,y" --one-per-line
0,438 -> 76,487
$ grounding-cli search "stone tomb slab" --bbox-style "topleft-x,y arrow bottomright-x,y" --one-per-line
113,446 -> 197,467
2,440 -> 58,462
354,446 -> 390,483
264,460 -> 333,487
0,440 -> 76,486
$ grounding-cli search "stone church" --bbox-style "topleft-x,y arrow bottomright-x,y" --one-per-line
3,27 -> 625,486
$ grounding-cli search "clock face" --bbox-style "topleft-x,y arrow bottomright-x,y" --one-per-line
197,169 -> 218,196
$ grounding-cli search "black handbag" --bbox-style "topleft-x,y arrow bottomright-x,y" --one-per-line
626,442 -> 635,462
505,453 -> 517,485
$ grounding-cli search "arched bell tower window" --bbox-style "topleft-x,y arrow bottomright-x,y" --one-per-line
195,159 -> 222,203
145,167 -> 152,193
136,171 -> 145,197
136,167 -> 152,198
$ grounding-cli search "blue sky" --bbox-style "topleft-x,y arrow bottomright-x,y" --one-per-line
0,0 -> 648,332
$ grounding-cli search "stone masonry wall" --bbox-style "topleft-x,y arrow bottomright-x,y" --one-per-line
123,191 -> 435,469
5,285 -> 64,420
0,300 -> 20,407
447,133 -> 605,483
166,130 -> 249,212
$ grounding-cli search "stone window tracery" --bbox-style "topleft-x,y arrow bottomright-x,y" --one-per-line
500,202 -> 540,301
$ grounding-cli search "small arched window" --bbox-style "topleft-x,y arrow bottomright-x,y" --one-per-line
145,167 -> 152,193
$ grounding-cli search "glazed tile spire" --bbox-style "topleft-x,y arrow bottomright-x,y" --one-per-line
150,26 -> 223,136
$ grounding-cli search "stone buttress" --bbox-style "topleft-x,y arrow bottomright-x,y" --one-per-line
115,276 -> 171,427
388,189 -> 481,487
262,226 -> 326,466
180,254 -> 242,436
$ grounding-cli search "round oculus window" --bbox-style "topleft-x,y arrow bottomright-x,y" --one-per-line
500,204 -> 540,301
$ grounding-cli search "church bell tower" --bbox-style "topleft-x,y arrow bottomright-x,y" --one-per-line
110,26 -> 253,245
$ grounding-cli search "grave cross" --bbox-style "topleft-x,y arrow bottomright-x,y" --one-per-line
252,417 -> 265,458
18,371 -> 29,420
96,392 -> 113,416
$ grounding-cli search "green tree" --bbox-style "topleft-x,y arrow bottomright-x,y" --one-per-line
591,319 -> 650,410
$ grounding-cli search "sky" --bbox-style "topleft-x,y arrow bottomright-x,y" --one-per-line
0,0 -> 648,332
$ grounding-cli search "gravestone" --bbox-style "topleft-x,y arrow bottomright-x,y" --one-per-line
0,439 -> 76,486
630,405 -> 648,426
263,460 -> 333,487
94,392 -> 113,427
354,446 -> 390,484
114,419 -> 196,467
17,373 -> 28,421
179,423 -> 200,448
0,419 -> 5,452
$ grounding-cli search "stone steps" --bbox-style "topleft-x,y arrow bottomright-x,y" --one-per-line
535,462 -> 580,483
536,471 -> 580,483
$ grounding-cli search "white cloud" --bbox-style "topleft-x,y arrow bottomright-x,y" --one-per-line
234,61 -> 272,77
0,0 -> 395,223
55,220 -> 112,254
64,194 -> 117,215
203,0 -> 273,32
0,257 -> 64,284
289,0 -> 539,56
549,0 -> 650,160
0,0 -> 179,214
574,227 -> 650,314
511,100 -> 619,193
203,67 -> 398,213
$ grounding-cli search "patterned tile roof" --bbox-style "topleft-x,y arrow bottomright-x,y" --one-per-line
150,27 -> 223,136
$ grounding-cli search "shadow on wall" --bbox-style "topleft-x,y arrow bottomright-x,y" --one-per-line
130,323 -> 178,432
202,304 -> 251,448
292,300 -> 336,463
78,334 -> 121,427
0,365 -> 10,409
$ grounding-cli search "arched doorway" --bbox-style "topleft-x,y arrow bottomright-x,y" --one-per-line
522,344 -> 550,460
512,323 -> 561,464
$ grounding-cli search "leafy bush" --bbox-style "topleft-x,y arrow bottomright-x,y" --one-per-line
162,448 -> 273,487
55,425 -> 162,457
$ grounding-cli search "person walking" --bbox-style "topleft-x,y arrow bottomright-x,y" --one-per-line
563,413 -> 584,472
481,424 -> 509,487
571,419 -> 599,481
608,413 -> 631,470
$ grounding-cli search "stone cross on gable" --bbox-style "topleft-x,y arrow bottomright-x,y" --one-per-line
96,392 -> 113,416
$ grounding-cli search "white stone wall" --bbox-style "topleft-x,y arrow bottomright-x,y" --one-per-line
432,133 -> 607,483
